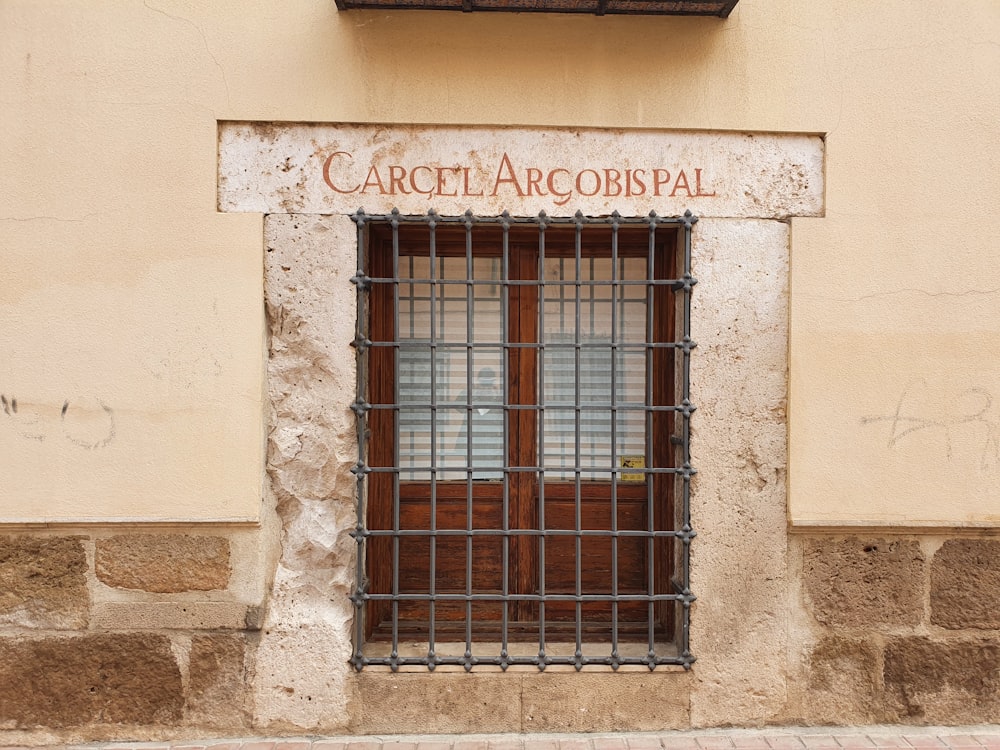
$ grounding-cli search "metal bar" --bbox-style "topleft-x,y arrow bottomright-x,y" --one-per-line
368,277 -> 680,289
362,653 -> 690,669
536,210 -> 548,668
645,213 -> 656,664
368,401 -> 692,412
679,211 -> 698,668
369,272 -> 680,282
610,211 -> 621,668
573,211 -> 583,670
391,213 -> 402,669
427,210 -> 438,669
365,592 -> 683,602
350,209 -> 369,672
373,339 -> 683,350
365,528 -> 685,538
355,212 -> 687,228
500,211 -> 511,669
367,463 -> 687,474
464,211 -> 475,670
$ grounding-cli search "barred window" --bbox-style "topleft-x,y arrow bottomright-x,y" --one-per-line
350,210 -> 696,671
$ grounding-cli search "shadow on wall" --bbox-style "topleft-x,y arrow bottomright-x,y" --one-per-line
330,8 -> 739,124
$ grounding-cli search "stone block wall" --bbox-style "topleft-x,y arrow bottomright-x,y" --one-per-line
793,534 -> 1000,726
7,529 -> 1000,740
0,532 -> 261,741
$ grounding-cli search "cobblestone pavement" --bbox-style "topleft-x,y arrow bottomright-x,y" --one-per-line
8,727 -> 1000,750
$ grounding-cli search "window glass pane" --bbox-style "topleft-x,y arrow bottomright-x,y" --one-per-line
398,255 -> 504,480
540,256 -> 646,481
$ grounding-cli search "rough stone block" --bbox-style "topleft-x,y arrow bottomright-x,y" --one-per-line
0,633 -> 183,727
801,537 -> 924,628
520,671 -> 691,732
801,636 -> 885,724
0,535 -> 88,628
930,539 -> 1000,629
95,534 -> 230,592
254,623 -> 352,731
884,636 -> 1000,724
185,633 -> 249,729
352,672 -> 522,733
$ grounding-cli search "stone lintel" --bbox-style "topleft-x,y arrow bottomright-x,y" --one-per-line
219,122 -> 824,220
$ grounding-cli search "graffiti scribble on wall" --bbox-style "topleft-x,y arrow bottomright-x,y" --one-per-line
861,379 -> 999,470
1,394 -> 115,450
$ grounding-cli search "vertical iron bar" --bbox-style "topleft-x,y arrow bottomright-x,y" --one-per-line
500,212 -> 511,668
645,214 -> 656,663
352,210 -> 369,670
680,212 -> 696,666
537,214 -> 547,666
391,214 -> 401,667
464,213 -> 474,669
427,212 -> 438,668
573,212 -> 583,669
609,212 -> 620,667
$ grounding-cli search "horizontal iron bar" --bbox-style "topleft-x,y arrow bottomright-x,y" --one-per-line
366,465 -> 692,474
350,578 -> 696,603
368,403 -> 691,412
359,592 -> 687,602
353,210 -> 690,228
368,277 -> 685,286
357,653 -> 689,669
369,341 -> 693,350
363,528 -> 686,538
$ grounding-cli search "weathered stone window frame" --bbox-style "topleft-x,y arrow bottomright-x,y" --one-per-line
226,124 -> 821,728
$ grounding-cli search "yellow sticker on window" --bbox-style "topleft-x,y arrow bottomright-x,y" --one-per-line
620,455 -> 645,482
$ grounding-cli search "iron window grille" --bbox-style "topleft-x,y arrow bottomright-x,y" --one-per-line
350,208 -> 696,671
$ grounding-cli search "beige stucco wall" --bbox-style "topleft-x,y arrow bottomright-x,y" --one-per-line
2,4 -> 998,518
2,1 -> 1000,740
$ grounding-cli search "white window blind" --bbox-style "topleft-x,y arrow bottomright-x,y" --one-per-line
397,254 -> 648,481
